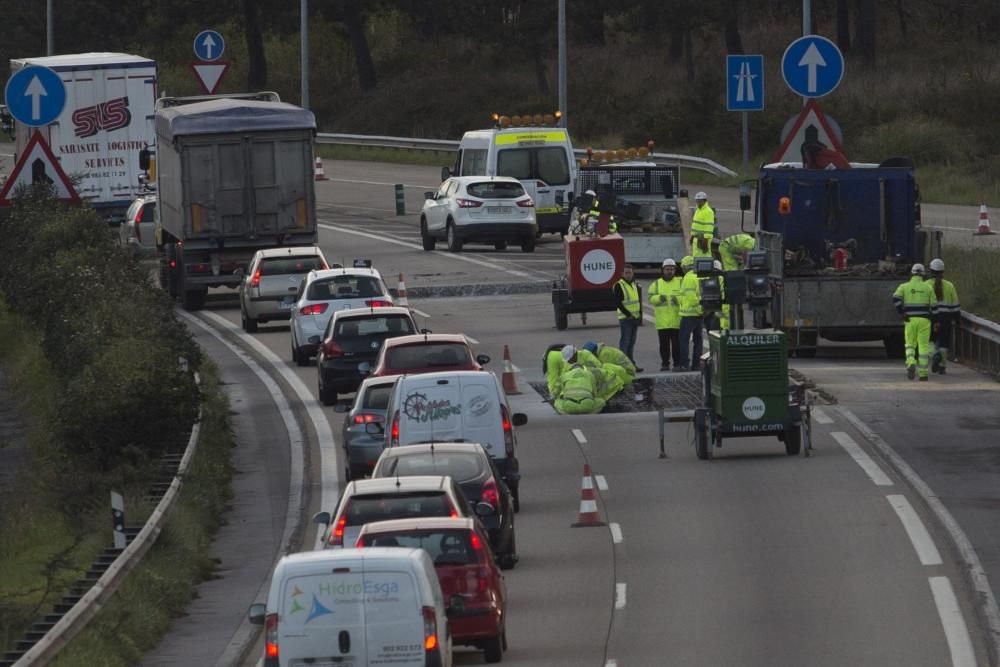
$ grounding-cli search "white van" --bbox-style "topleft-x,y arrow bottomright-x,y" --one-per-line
382,371 -> 527,511
445,122 -> 578,236
248,548 -> 452,667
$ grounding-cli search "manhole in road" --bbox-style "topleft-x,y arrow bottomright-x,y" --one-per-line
529,375 -> 704,413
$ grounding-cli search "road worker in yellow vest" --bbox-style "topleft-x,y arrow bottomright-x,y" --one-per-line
719,232 -> 756,271
892,263 -> 938,381
691,191 -> 717,252
583,340 -> 635,385
613,264 -> 643,371
647,258 -> 683,371
544,344 -> 568,397
577,345 -> 625,402
928,258 -> 960,375
553,346 -> 605,414
677,256 -> 703,371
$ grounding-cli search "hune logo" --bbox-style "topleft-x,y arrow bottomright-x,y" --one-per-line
580,249 -> 616,285
742,396 -> 766,420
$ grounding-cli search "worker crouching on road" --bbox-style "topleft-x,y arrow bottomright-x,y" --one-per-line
543,343 -> 569,397
577,344 -> 625,402
583,341 -> 635,385
719,232 -> 756,271
553,346 -> 606,415
928,258 -> 960,375
648,258 -> 682,371
892,263 -> 938,381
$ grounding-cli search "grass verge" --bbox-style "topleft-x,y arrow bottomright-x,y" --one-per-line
50,362 -> 234,666
315,143 -> 452,168
941,246 -> 1000,323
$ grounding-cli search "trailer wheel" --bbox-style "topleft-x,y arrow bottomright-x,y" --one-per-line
784,423 -> 802,455
182,289 -> 206,311
554,305 -> 568,330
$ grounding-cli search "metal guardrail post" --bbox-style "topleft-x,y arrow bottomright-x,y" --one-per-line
394,184 -> 405,215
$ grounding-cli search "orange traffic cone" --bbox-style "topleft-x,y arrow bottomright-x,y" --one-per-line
314,157 -> 328,181
501,344 -> 521,395
975,201 -> 996,235
571,464 -> 606,527
396,273 -> 409,308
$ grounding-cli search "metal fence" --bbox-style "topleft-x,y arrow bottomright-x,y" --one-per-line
955,312 -> 1000,376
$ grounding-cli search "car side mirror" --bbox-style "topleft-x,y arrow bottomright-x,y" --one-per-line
313,511 -> 331,526
424,191 -> 435,200
420,328 -> 432,334
474,501 -> 496,517
334,403 -> 348,413
357,362 -> 372,375
139,149 -> 151,171
476,354 -> 490,365
739,182 -> 752,211
234,267 -> 246,280
512,413 -> 528,427
248,603 -> 267,625
365,422 -> 384,435
440,166 -> 451,182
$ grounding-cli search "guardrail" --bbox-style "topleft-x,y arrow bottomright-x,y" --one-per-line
315,132 -> 737,178
955,311 -> 1000,375
13,374 -> 203,666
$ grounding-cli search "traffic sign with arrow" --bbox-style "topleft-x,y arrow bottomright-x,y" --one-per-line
781,35 -> 844,98
4,65 -> 67,127
193,29 -> 225,62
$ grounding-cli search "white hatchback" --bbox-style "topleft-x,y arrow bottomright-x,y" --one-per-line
420,176 -> 537,253
289,266 -> 394,365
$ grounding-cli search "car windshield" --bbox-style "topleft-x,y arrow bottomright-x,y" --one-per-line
379,452 -> 486,484
387,343 -> 472,369
336,314 -> 415,338
466,181 -> 525,199
260,256 -> 326,275
344,492 -> 455,526
308,276 -> 383,300
361,384 -> 393,410
361,529 -> 477,565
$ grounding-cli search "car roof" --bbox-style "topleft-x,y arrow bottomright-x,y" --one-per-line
256,246 -> 325,259
333,306 -> 412,320
279,546 -> 426,569
450,175 -> 522,185
360,517 -> 476,533
383,333 -> 470,347
347,475 -> 453,494
308,267 -> 382,280
378,442 -> 489,457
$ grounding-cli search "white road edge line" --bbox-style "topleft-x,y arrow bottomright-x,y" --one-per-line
887,495 -> 943,566
812,407 -> 833,424
610,522 -> 623,544
604,661 -> 618,667
615,583 -> 627,610
595,475 -> 608,491
572,428 -> 587,444
199,311 -> 340,549
410,307 -> 431,318
830,431 -> 893,486
929,576 -> 978,667
836,406 -> 1000,658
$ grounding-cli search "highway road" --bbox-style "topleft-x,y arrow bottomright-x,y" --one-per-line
134,160 -> 1000,666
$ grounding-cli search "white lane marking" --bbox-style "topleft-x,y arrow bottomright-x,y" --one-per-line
320,222 -> 536,279
887,495 -> 943,566
812,407 -> 833,424
610,522 -> 623,544
199,311 -> 340,548
837,406 -> 1000,657
615,583 -> 627,610
595,475 -> 608,491
830,431 -> 893,486
572,428 -> 587,444
605,661 -> 618,667
318,202 -> 396,213
410,307 -> 431,318
580,499 -> 598,513
465,335 -> 480,344
929,577 -> 978,667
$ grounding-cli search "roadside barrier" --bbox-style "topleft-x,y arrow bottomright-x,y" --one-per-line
571,464 -> 606,527
501,344 -> 520,395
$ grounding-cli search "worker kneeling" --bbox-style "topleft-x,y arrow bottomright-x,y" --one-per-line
577,346 -> 625,402
554,346 -> 606,414
583,341 -> 636,384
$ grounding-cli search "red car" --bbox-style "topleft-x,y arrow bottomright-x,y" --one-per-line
356,517 -> 508,663
367,333 -> 490,377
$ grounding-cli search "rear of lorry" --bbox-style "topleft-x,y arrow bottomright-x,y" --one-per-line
154,98 -> 318,310
11,53 -> 157,224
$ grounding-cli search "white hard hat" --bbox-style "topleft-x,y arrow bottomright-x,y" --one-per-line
695,191 -> 708,201
561,344 -> 576,362
713,260 -> 723,271
585,189 -> 597,197
662,258 -> 676,267
911,263 -> 925,275
929,258 -> 945,272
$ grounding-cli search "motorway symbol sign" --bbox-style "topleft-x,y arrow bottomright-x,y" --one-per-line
4,65 -> 66,127
0,131 -> 80,206
771,99 -> 845,164
190,61 -> 231,95
727,55 -> 764,111
193,29 -> 225,61
781,35 -> 844,98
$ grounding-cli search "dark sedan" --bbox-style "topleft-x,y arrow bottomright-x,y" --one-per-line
337,376 -> 395,481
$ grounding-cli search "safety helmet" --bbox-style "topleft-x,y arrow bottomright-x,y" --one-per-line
662,258 -> 676,267
695,191 -> 708,201
911,263 -> 925,275
929,258 -> 945,272
713,260 -> 723,271
561,344 -> 576,361
680,255 -> 694,269
585,189 -> 597,197
582,341 -> 598,354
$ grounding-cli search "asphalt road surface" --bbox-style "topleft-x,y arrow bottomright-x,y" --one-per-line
137,160 -> 999,667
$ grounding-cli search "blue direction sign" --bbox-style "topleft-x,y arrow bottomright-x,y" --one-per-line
193,30 -> 225,62
4,66 -> 66,127
782,35 -> 844,98
727,55 -> 764,111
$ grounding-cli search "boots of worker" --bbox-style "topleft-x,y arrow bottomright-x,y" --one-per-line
931,352 -> 942,374
907,365 -> 916,380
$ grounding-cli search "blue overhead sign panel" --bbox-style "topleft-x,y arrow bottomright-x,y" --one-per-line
193,29 -> 225,61
727,55 -> 764,111
4,65 -> 66,127
781,35 -> 844,98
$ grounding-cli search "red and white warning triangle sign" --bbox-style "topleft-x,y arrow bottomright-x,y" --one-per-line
772,99 -> 847,165
0,131 -> 81,206
190,60 -> 231,95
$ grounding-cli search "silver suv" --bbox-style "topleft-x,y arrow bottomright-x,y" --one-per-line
239,246 -> 331,333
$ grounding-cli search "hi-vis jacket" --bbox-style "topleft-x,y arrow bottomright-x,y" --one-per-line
647,276 -> 683,329
892,276 -> 937,319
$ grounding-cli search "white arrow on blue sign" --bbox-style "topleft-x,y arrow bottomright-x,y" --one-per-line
4,65 -> 66,127
727,55 -> 764,112
781,35 -> 844,98
194,29 -> 225,62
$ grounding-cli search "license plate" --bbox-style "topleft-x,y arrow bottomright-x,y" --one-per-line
278,300 -> 294,310
486,206 -> 513,214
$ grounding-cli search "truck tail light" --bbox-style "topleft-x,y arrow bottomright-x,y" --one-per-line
455,198 -> 483,208
264,613 -> 279,661
300,303 -> 329,316
323,339 -> 343,358
516,197 -> 534,208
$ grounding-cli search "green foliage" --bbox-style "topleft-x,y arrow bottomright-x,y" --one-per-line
942,246 -> 1000,322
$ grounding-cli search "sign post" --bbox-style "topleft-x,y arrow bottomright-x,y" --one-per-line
111,491 -> 126,550
726,55 -> 764,174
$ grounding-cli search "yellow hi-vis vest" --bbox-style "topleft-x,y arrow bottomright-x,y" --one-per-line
679,271 -> 703,317
616,279 -> 640,320
691,203 -> 716,238
647,276 -> 682,329
558,364 -> 596,401
892,276 -> 937,318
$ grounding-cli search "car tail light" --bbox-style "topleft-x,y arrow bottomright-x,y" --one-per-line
536,180 -> 546,188
323,339 -> 344,358
365,299 -> 392,307
250,269 -> 262,288
481,478 -> 499,511
501,406 -> 515,459
455,198 -> 483,208
390,412 -> 400,446
265,613 -> 279,660
422,605 -> 440,654
352,413 -> 385,424
300,303 -> 329,316
516,197 -> 534,208
328,510 -> 349,547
